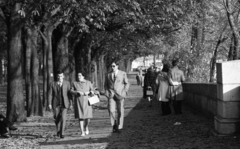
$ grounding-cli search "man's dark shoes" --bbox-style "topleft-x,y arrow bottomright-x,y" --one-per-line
115,129 -> 122,134
1,134 -> 10,138
9,126 -> 17,131
113,125 -> 122,134
175,111 -> 182,115
112,125 -> 117,133
60,135 -> 65,138
56,132 -> 60,137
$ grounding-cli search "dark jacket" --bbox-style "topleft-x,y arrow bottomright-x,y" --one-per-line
48,80 -> 72,109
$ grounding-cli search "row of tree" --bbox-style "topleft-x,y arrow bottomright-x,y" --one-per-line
148,0 -> 240,82
0,0 -> 240,122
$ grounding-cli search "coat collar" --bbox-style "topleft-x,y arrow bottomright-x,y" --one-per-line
56,80 -> 64,84
111,70 -> 119,75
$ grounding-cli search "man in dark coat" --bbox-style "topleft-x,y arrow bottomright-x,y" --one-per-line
143,66 -> 157,107
48,71 -> 72,138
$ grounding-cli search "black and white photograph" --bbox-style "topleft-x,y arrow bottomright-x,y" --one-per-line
0,0 -> 240,148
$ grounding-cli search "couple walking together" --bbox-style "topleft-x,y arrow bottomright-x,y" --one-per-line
48,61 -> 129,138
155,59 -> 186,115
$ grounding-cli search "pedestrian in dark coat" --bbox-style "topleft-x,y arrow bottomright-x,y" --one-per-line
144,66 -> 157,107
48,71 -> 72,138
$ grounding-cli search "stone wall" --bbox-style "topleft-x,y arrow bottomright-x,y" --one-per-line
214,60 -> 240,135
182,83 -> 217,119
183,60 -> 240,135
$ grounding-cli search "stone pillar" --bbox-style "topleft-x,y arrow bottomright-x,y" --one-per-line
214,60 -> 240,135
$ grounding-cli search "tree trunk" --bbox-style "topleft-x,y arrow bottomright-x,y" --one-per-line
25,27 -> 33,116
68,31 -> 82,83
126,58 -> 132,73
228,34 -> 234,60
190,26 -> 197,52
209,44 -> 218,83
196,22 -> 204,55
47,31 -> 53,87
53,27 -> 69,80
75,33 -> 92,80
42,34 -> 48,110
25,27 -> 43,116
69,50 -> 76,83
0,59 -> 4,84
40,27 -> 54,111
119,59 -> 127,72
7,3 -> 26,122
226,0 -> 240,59
209,24 -> 227,82
96,54 -> 107,91
31,29 -> 43,116
90,61 -> 97,87
86,44 -> 92,81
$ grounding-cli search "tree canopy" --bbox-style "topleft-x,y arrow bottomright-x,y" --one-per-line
1,0 -> 240,121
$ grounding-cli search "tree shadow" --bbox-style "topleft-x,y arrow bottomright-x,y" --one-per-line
2,74 -> 240,148
38,81 -> 240,148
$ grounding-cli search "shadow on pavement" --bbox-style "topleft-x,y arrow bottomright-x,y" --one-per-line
39,74 -> 149,148
4,74 -> 240,148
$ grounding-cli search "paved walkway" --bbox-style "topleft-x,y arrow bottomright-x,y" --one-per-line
1,75 -> 240,148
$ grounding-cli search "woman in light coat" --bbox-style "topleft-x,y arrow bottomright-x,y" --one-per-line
156,64 -> 171,115
70,71 -> 95,136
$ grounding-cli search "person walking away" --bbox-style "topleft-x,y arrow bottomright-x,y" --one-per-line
156,64 -> 171,116
137,68 -> 143,86
143,67 -> 157,107
168,59 -> 185,114
104,62 -> 130,133
136,74 -> 140,86
70,71 -> 96,136
48,71 -> 72,138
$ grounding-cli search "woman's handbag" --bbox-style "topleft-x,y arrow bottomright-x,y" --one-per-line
146,86 -> 153,96
88,95 -> 100,105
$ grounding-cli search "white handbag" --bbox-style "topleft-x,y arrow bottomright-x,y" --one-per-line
146,86 -> 153,95
146,90 -> 153,95
88,95 -> 100,105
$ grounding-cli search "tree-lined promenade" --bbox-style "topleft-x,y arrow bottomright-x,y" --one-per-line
1,0 -> 240,124
0,76 -> 240,148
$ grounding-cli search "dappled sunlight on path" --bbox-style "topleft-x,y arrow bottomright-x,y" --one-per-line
1,74 -> 240,148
